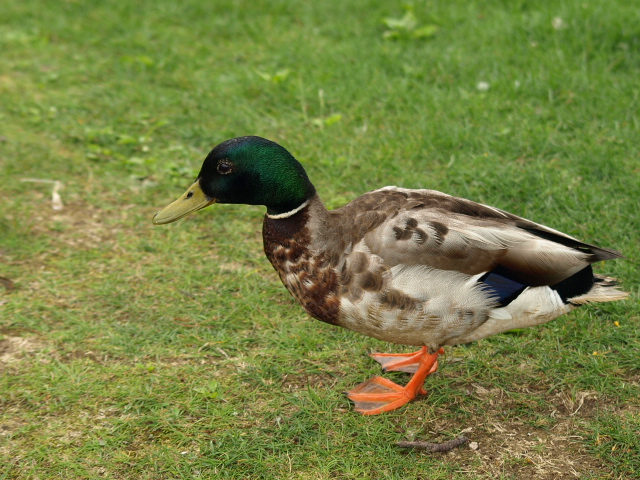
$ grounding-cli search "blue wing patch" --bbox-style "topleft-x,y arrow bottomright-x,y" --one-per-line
479,268 -> 528,306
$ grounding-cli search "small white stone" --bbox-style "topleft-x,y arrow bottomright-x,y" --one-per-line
552,17 -> 565,30
469,441 -> 479,450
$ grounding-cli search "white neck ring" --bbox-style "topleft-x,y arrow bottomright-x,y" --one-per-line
266,200 -> 309,219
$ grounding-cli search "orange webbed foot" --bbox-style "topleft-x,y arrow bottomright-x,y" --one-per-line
346,347 -> 444,415
369,346 -> 441,374
347,376 -> 415,415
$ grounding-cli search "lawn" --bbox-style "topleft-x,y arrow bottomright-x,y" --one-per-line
1,0 -> 639,478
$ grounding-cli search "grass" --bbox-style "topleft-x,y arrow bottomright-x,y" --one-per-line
1,0 -> 639,478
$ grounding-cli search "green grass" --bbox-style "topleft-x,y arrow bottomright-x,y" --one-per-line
1,0 -> 639,478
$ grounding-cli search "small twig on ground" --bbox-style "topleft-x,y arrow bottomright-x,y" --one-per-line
20,178 -> 64,211
397,435 -> 469,452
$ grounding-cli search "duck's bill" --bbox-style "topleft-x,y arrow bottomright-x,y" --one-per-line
152,180 -> 216,225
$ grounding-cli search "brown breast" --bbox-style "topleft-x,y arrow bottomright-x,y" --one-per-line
262,208 -> 341,325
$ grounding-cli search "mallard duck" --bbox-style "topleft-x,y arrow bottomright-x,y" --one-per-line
153,136 -> 627,415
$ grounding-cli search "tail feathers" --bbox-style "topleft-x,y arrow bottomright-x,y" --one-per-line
521,226 -> 625,262
568,275 -> 628,305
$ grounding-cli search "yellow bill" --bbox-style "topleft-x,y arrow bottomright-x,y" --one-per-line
152,180 -> 216,225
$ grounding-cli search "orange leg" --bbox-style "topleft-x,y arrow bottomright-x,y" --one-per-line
346,347 -> 444,415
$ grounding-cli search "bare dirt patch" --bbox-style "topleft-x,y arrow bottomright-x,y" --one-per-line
0,336 -> 46,364
452,418 -> 602,479
401,382 -> 635,479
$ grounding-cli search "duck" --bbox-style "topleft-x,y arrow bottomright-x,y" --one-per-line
153,136 -> 627,415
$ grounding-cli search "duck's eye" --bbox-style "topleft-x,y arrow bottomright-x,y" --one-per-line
217,160 -> 233,175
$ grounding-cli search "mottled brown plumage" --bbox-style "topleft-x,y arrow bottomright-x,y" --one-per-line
256,186 -> 626,352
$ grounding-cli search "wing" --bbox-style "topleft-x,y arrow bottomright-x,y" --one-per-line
326,187 -> 622,287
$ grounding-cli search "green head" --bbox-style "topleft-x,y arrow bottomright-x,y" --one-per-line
153,136 -> 316,224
